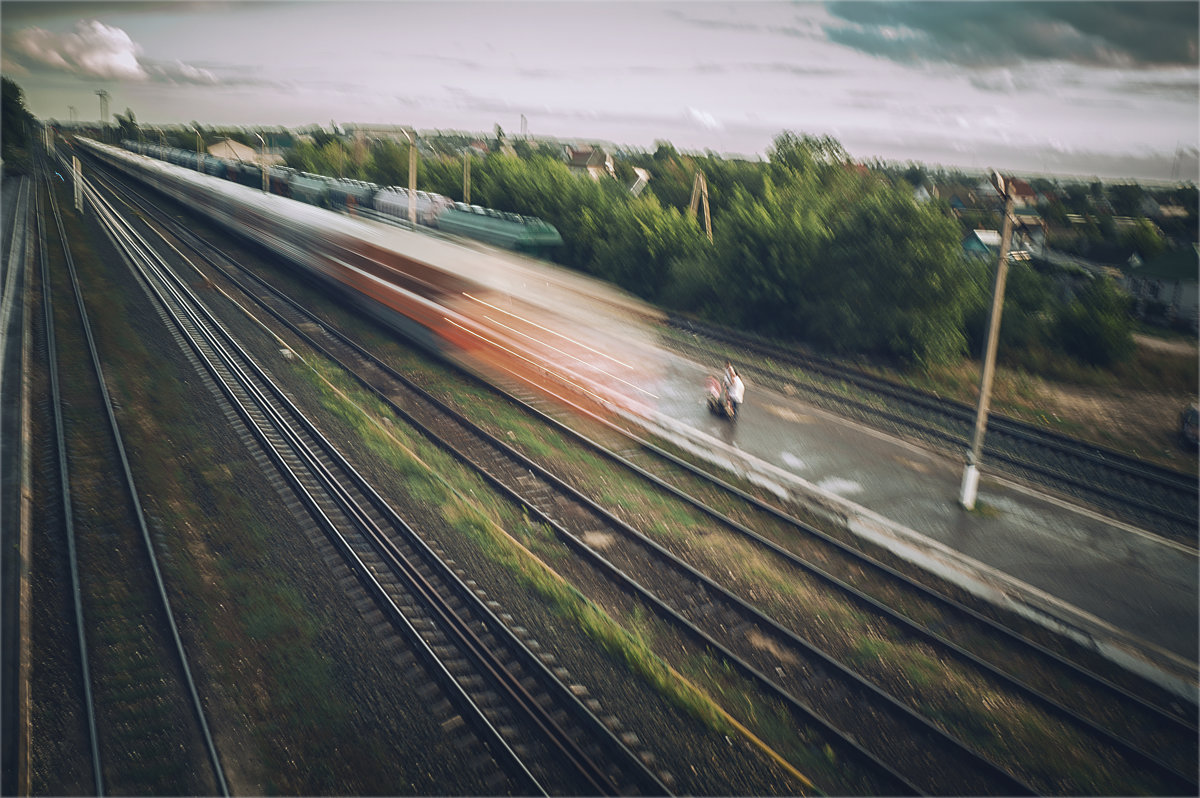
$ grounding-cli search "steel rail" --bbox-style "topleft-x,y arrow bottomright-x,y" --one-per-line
89,168 -> 908,795
79,165 -> 551,796
36,155 -> 104,797
58,157 -> 236,795
148,233 -> 1013,794
82,163 -> 664,795
87,146 -> 1190,792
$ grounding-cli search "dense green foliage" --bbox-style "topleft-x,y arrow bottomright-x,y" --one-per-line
20,78 -> 1147,378
1053,276 -> 1137,367
278,128 -> 1149,373
2,77 -> 36,173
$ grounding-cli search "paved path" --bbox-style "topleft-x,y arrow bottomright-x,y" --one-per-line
629,350 -> 1198,700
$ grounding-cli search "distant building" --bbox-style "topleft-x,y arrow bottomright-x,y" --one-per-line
1014,207 -> 1046,256
564,145 -> 614,180
629,166 -> 651,196
1006,177 -> 1037,207
1123,244 -> 1200,331
208,138 -> 256,162
208,137 -> 283,166
975,178 -> 1002,202
963,228 -> 1033,262
963,229 -> 1001,261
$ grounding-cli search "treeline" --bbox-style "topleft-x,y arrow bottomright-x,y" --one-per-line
282,129 -> 1138,373
2,77 -> 37,173
18,70 -> 1140,378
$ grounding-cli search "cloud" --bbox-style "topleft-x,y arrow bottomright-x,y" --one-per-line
144,59 -> 219,85
8,18 -> 225,85
824,1 -> 1198,70
685,107 -> 722,130
13,20 -> 148,80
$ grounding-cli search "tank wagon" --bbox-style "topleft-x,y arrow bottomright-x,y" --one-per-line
120,139 -> 563,258
80,137 -> 660,417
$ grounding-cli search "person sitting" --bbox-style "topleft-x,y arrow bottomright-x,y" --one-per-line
729,369 -> 745,418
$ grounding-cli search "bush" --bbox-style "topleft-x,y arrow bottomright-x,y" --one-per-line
1053,277 -> 1136,367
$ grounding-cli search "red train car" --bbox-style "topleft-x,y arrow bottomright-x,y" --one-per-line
74,137 -> 665,418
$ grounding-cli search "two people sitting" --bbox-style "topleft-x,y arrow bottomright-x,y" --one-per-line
721,361 -> 745,419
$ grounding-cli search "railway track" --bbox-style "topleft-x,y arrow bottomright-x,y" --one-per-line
76,148 -> 672,796
92,161 -> 1199,794
665,316 -> 1199,545
31,156 -> 228,795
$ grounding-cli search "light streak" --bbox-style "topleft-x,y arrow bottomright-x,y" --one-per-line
462,292 -> 635,370
480,314 -> 659,400
443,317 -> 612,406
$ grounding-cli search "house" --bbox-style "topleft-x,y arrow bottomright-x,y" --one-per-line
962,228 -> 1033,262
1123,244 -> 1200,330
564,145 -> 614,180
207,138 -> 255,162
1006,177 -> 1037,208
963,229 -> 1002,260
208,137 -> 284,166
629,166 -> 651,197
1013,207 -> 1046,256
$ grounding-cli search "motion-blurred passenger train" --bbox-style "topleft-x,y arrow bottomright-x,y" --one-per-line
74,136 -> 662,416
120,139 -> 564,258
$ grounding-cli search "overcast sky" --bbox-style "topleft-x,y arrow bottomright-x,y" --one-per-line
3,1 -> 1197,181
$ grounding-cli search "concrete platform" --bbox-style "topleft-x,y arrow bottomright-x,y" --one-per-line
631,349 -> 1199,701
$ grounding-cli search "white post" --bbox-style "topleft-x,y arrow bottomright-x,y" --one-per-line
255,132 -> 268,192
73,156 -> 82,211
959,170 -> 1015,510
402,129 -> 417,226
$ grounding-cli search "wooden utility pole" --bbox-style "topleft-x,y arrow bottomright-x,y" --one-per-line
463,152 -> 471,204
688,171 -> 712,243
960,170 -> 1015,510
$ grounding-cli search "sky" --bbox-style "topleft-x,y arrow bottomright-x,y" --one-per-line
3,1 -> 1197,182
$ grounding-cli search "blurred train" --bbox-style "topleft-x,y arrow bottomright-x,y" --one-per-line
74,136 -> 663,417
119,139 -> 564,258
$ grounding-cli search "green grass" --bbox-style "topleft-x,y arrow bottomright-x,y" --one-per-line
282,315 -> 1156,794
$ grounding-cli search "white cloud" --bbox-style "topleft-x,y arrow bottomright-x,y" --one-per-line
686,107 -> 722,130
146,60 -> 219,86
14,20 -> 148,81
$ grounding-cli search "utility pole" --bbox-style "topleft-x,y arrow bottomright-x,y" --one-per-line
463,152 -> 471,204
688,171 -> 712,243
400,129 -> 417,225
95,90 -> 109,141
190,125 -> 204,172
95,90 -> 109,125
960,170 -> 1015,510
255,132 -> 268,192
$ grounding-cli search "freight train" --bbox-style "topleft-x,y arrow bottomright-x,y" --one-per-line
119,139 -> 564,258
74,136 -> 662,417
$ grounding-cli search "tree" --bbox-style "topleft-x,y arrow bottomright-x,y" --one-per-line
370,140 -> 409,186
963,261 -> 1054,366
809,186 -> 972,366
512,139 -> 535,160
1122,219 -> 1166,260
1109,183 -> 1145,217
767,131 -> 847,178
2,77 -> 36,172
114,108 -> 139,142
652,141 -> 677,162
1053,276 -> 1135,367
589,194 -> 704,300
